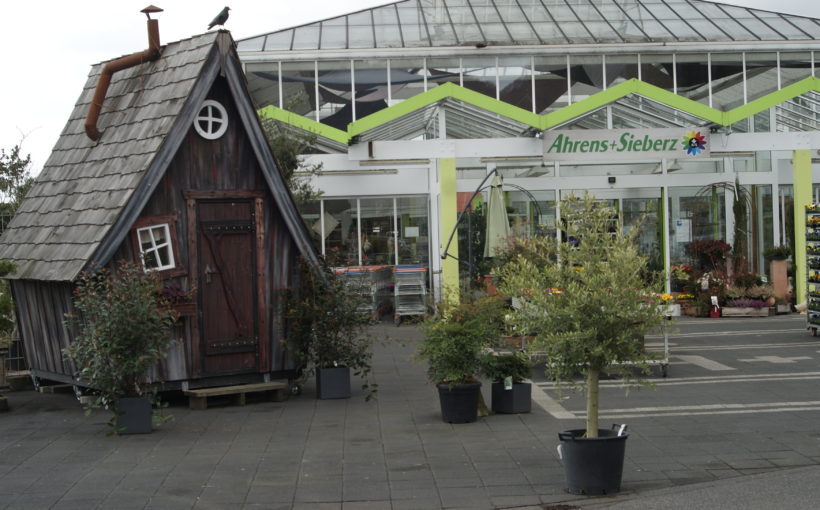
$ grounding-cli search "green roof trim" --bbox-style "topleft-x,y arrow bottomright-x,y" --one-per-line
259,77 -> 820,144
258,105 -> 349,144
348,82 -> 542,137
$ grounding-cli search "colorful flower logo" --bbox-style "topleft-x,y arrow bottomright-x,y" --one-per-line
682,130 -> 707,156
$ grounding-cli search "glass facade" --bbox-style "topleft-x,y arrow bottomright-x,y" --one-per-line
308,196 -> 430,268
246,49 -> 818,136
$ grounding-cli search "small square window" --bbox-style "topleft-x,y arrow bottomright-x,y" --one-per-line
137,224 -> 176,271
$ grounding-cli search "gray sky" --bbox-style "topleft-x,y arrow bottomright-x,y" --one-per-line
2,0 -> 818,175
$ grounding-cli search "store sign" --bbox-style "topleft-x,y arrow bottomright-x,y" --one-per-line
543,128 -> 709,162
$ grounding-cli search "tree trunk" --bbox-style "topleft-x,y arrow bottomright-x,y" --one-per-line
586,369 -> 600,438
478,391 -> 490,417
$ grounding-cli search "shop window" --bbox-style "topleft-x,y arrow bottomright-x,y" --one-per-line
131,214 -> 181,275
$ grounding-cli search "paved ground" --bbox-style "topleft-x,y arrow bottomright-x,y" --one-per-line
1,314 -> 820,509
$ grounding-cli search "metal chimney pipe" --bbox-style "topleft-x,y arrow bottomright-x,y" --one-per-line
84,7 -> 163,141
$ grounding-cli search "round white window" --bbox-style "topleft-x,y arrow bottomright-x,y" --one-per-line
194,99 -> 228,140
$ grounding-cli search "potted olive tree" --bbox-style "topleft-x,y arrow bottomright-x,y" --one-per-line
63,260 -> 178,434
480,351 -> 532,414
496,194 -> 667,495
284,257 -> 376,400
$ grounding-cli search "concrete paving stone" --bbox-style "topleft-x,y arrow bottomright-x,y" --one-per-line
484,484 -> 538,497
244,484 -> 295,504
491,494 -> 544,508
49,498 -> 106,510
293,478 -> 344,503
433,476 -> 483,488
769,455 -> 815,467
343,471 -> 390,485
477,469 -> 532,486
663,469 -> 715,484
391,497 -> 446,510
340,500 -> 392,510
342,482 -> 391,501
291,502 -> 342,510
437,486 -> 495,509
243,504 -> 292,510
721,458 -> 776,470
676,456 -> 731,470
98,491 -> 154,509
706,468 -> 744,479
2,492 -> 63,510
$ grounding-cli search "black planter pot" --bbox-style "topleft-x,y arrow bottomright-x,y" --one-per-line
316,366 -> 351,399
115,397 -> 152,434
436,382 -> 481,423
491,381 -> 531,414
558,426 -> 628,495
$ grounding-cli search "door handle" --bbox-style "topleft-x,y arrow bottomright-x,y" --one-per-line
205,263 -> 216,283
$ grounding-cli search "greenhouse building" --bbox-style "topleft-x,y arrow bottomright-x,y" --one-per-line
236,0 -> 820,305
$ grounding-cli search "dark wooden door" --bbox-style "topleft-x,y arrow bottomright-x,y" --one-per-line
197,199 -> 259,375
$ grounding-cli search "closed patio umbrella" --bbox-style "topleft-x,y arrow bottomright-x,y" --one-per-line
483,175 -> 511,258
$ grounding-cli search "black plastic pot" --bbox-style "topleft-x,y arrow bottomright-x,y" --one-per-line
316,366 -> 351,399
115,397 -> 152,434
437,382 -> 481,423
558,426 -> 628,495
491,381 -> 531,414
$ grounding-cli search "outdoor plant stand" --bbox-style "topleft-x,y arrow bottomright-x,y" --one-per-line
491,381 -> 531,414
316,366 -> 352,399
558,425 -> 629,495
115,397 -> 153,435
437,382 -> 482,423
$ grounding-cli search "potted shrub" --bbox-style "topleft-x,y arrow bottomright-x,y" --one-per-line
417,297 -> 502,423
283,257 -> 376,400
480,351 -> 532,414
496,194 -> 668,495
63,260 -> 178,434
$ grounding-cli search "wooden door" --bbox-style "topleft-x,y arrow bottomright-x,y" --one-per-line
197,199 -> 259,375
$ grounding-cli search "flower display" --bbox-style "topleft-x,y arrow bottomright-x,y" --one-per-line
670,264 -> 692,281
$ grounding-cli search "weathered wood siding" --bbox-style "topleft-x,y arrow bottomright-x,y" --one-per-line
11,280 -> 76,379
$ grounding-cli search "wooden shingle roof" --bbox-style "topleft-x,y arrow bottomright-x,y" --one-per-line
0,30 -> 322,282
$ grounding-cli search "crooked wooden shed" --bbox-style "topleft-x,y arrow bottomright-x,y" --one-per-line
0,23 -> 321,390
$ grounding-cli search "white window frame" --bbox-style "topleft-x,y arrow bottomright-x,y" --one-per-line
194,99 -> 229,140
136,223 -> 176,272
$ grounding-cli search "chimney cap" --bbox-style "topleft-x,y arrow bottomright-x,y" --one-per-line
141,5 -> 164,18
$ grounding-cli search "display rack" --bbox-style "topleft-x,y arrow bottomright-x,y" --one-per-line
333,266 -> 393,318
806,205 -> 820,335
393,265 -> 428,326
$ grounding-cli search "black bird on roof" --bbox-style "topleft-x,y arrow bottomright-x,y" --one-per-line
208,6 -> 230,30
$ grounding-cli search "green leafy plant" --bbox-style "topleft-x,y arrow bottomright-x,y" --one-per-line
497,193 -> 667,438
283,256 -> 376,398
417,298 -> 502,386
480,351 -> 532,384
63,260 -> 179,416
763,245 -> 791,260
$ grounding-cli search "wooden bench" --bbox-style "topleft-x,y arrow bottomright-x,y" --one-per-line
184,381 -> 289,410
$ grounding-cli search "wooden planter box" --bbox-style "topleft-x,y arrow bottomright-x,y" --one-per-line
721,307 -> 774,317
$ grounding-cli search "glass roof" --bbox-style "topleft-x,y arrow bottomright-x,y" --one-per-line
237,0 -> 820,52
